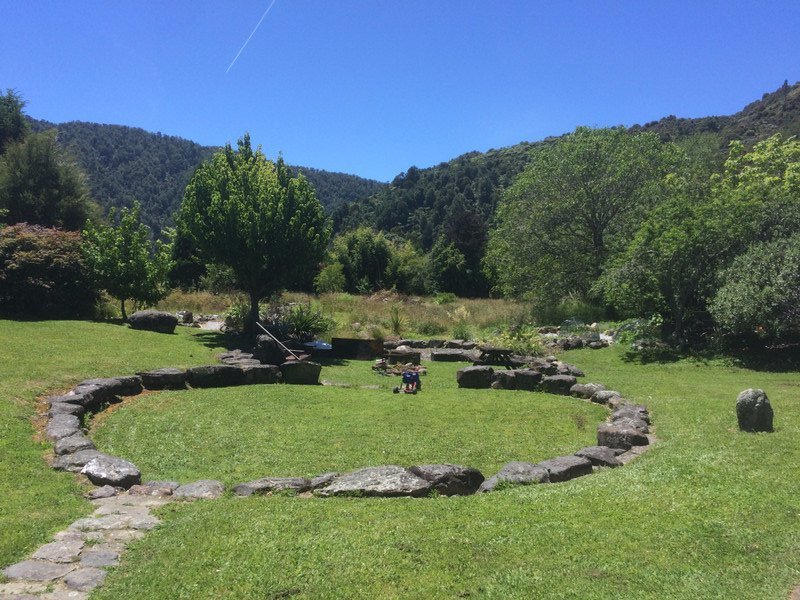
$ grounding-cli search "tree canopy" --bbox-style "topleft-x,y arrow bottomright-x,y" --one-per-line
177,134 -> 330,331
0,89 -> 29,154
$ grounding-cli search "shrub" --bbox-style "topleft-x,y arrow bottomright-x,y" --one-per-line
314,262 -> 346,294
389,304 -> 406,336
284,304 -> 336,340
0,224 -> 98,318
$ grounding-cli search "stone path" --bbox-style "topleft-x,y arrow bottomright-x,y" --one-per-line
0,492 -> 172,599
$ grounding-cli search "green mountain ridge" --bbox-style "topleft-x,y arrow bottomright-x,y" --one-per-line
27,118 -> 386,233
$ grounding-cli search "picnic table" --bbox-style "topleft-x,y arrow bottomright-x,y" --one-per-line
476,345 -> 515,369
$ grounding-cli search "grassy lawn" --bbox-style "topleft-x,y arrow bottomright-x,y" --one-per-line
95,347 -> 800,599
3,320 -> 800,598
0,320 -> 225,568
91,361 -> 605,484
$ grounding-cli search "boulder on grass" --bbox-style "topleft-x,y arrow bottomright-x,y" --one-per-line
76,375 -> 143,399
478,461 -> 549,492
254,335 -> 286,365
408,464 -> 484,496
574,445 -> 624,467
514,369 -> 543,391
186,364 -> 245,388
315,466 -> 431,498
591,390 -> 622,405
233,477 -> 311,496
53,449 -> 104,472
570,383 -> 605,399
173,480 -> 225,500
493,370 -> 517,390
456,366 -> 495,389
597,423 -> 649,449
280,361 -> 321,385
539,375 -> 577,395
54,433 -> 95,455
138,368 -> 187,390
81,455 -> 141,489
241,364 -> 281,385
736,388 -> 774,432
536,455 -> 593,482
128,310 -> 178,334
46,414 -> 82,441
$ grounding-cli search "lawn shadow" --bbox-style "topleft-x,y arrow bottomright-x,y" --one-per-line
192,330 -> 246,352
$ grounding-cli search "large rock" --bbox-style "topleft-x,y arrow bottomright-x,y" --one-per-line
233,477 -> 311,496
556,362 -> 585,377
76,375 -> 143,399
46,414 -> 82,441
539,375 -> 577,396
138,368 -> 187,390
53,449 -> 105,472
81,455 -> 141,489
254,335 -> 287,365
54,432 -> 95,455
315,466 -> 432,498
48,401 -> 85,417
478,461 -> 549,492
186,364 -> 245,388
597,423 -> 649,449
611,416 -> 649,434
570,382 -> 605,399
456,366 -> 495,389
575,445 -> 624,467
736,388 -> 774,432
537,455 -> 593,482
513,369 -> 543,391
241,364 -> 281,384
591,390 -> 622,405
612,405 -> 651,424
492,370 -> 517,390
430,349 -> 471,362
173,479 -> 225,499
408,464 -> 484,496
280,361 -> 321,385
128,310 -> 178,334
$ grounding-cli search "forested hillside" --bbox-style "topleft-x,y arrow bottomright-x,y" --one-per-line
338,81 -> 800,245
27,119 -> 385,232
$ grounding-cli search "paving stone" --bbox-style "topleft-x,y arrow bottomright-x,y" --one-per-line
87,485 -> 117,499
173,479 -> 225,499
80,529 -> 145,544
2,560 -> 76,581
79,549 -> 119,568
63,567 -> 106,592
31,539 -> 84,563
0,581 -> 51,596
40,585 -> 90,599
69,512 -> 159,531
81,455 -> 141,489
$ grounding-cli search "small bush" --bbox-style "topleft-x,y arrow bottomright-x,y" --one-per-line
0,224 -> 98,318
433,292 -> 457,305
284,304 -> 336,340
417,321 -> 447,336
314,263 -> 346,294
389,304 -> 406,336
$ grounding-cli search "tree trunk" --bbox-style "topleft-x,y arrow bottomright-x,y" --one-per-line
120,299 -> 127,321
248,290 -> 260,339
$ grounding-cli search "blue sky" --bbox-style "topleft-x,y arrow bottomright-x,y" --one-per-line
1,1 -> 798,181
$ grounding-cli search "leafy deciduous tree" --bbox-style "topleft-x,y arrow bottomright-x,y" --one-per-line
0,89 -> 29,154
82,201 -> 172,320
178,135 -> 330,332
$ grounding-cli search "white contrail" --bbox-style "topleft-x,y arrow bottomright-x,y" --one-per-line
226,0 -> 278,74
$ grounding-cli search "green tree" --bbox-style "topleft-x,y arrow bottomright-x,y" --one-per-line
0,89 -> 29,154
428,235 -> 468,295
82,201 -> 172,320
485,127 -> 681,301
332,227 -> 392,293
0,131 -> 97,230
177,134 -> 330,332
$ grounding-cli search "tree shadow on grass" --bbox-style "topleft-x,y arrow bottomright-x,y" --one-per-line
192,330 -> 246,352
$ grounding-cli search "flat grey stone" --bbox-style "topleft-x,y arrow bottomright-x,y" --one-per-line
315,466 -> 432,498
54,433 -> 95,456
53,450 -> 104,473
79,550 -> 119,568
47,394 -> 84,407
87,485 -> 117,499
478,462 -> 549,492
537,455 -> 593,482
46,415 -> 81,441
570,382 -> 606,399
233,477 -> 310,496
408,464 -> 484,495
308,472 -> 339,490
2,560 -> 76,581
76,376 -> 142,398
612,416 -> 649,433
48,402 -> 85,417
31,539 -> 84,563
173,479 -> 224,499
81,455 -> 141,489
69,512 -> 159,531
137,367 -> 187,390
63,567 -> 106,592
143,480 -> 180,491
591,390 -> 622,405
575,446 -> 624,467
128,481 -> 178,496
611,405 -> 651,424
